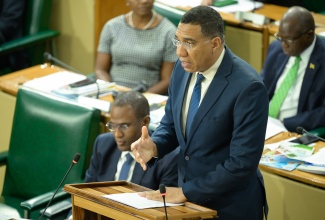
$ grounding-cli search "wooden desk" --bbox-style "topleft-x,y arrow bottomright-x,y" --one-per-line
0,64 -> 125,125
64,181 -> 217,220
261,132 -> 325,189
259,132 -> 325,220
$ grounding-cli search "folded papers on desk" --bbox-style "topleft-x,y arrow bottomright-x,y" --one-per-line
261,140 -> 325,174
103,193 -> 183,209
261,141 -> 315,171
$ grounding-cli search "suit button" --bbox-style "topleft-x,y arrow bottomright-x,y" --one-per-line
185,156 -> 189,160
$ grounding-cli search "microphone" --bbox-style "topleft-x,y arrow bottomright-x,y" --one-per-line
159,184 -> 168,220
38,153 -> 81,220
44,52 -> 82,74
131,80 -> 149,93
296,127 -> 325,142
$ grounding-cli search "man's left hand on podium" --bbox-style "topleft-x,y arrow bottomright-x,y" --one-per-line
138,187 -> 187,204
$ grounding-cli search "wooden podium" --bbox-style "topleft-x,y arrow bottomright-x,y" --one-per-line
64,181 -> 217,220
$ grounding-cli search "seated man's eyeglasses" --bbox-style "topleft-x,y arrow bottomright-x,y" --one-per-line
274,29 -> 311,44
106,122 -> 129,132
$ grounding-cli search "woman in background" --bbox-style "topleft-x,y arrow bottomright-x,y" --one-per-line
95,0 -> 177,94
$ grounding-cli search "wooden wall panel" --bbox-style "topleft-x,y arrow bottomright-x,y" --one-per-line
94,0 -> 129,51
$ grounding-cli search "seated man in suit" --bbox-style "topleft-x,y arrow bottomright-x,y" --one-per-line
261,6 -> 325,132
85,91 -> 178,188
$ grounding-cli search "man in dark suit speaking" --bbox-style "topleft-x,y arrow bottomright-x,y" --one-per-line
132,6 -> 268,220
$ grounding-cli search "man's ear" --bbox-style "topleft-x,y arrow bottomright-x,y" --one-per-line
211,36 -> 222,52
143,115 -> 151,127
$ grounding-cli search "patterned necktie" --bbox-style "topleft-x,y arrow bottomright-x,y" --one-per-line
118,153 -> 133,180
186,73 -> 205,137
269,56 -> 301,118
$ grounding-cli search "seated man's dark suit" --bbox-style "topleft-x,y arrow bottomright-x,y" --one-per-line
261,36 -> 325,131
85,132 -> 179,189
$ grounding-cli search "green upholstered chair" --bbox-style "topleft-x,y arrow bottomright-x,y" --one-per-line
0,0 -> 60,75
153,2 -> 184,26
0,87 -> 100,219
302,0 -> 325,14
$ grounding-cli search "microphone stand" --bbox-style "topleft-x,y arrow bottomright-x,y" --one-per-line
159,184 -> 168,220
38,153 -> 81,220
44,52 -> 82,74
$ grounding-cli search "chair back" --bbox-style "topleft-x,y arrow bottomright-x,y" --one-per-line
24,0 -> 54,65
24,0 -> 53,35
1,88 -> 100,214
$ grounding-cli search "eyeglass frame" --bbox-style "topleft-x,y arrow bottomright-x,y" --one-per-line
274,29 -> 311,44
106,122 -> 130,132
172,38 -> 212,50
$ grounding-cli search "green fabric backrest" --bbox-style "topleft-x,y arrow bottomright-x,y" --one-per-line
302,0 -> 325,14
153,3 -> 184,26
24,0 -> 54,65
2,88 -> 100,200
24,0 -> 53,35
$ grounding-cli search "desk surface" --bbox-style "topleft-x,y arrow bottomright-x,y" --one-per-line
260,132 -> 325,189
0,64 -> 125,125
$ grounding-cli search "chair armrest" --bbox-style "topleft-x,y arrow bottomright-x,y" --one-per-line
40,199 -> 72,219
0,30 -> 60,55
309,127 -> 325,138
0,151 -> 8,166
20,189 -> 69,213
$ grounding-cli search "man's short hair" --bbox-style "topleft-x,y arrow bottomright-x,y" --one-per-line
112,91 -> 149,119
180,6 -> 224,42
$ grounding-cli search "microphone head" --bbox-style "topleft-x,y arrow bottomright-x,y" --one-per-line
44,52 -> 52,60
73,153 -> 81,163
132,80 -> 148,93
296,127 -> 305,134
159,184 -> 166,194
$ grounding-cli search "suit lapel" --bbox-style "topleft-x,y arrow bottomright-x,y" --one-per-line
298,37 -> 322,112
270,54 -> 289,96
185,48 -> 232,145
177,71 -> 192,145
131,163 -> 145,184
107,149 -> 121,180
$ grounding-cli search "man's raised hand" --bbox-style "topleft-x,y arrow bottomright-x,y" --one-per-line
131,126 -> 157,170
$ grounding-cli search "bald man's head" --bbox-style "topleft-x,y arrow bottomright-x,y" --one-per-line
277,6 -> 315,56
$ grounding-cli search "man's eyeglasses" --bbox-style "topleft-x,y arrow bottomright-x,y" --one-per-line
274,29 -> 311,44
106,122 -> 129,132
172,38 -> 211,50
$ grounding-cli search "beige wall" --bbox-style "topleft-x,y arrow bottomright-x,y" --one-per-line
51,0 -> 95,75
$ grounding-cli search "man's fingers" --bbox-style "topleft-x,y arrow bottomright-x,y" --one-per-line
141,126 -> 149,140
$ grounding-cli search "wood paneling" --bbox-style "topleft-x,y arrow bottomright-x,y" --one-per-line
94,0 -> 129,52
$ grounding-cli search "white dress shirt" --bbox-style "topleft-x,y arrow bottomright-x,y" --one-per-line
276,36 -> 316,121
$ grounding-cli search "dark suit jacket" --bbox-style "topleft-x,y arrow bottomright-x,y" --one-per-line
261,37 -> 325,131
0,0 -> 29,71
151,47 -> 269,220
85,132 -> 179,190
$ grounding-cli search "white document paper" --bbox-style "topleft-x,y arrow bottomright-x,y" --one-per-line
265,117 -> 288,140
23,71 -> 86,93
103,193 -> 183,209
143,93 -> 168,105
211,0 -> 263,13
304,148 -> 325,166
156,0 -> 201,8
